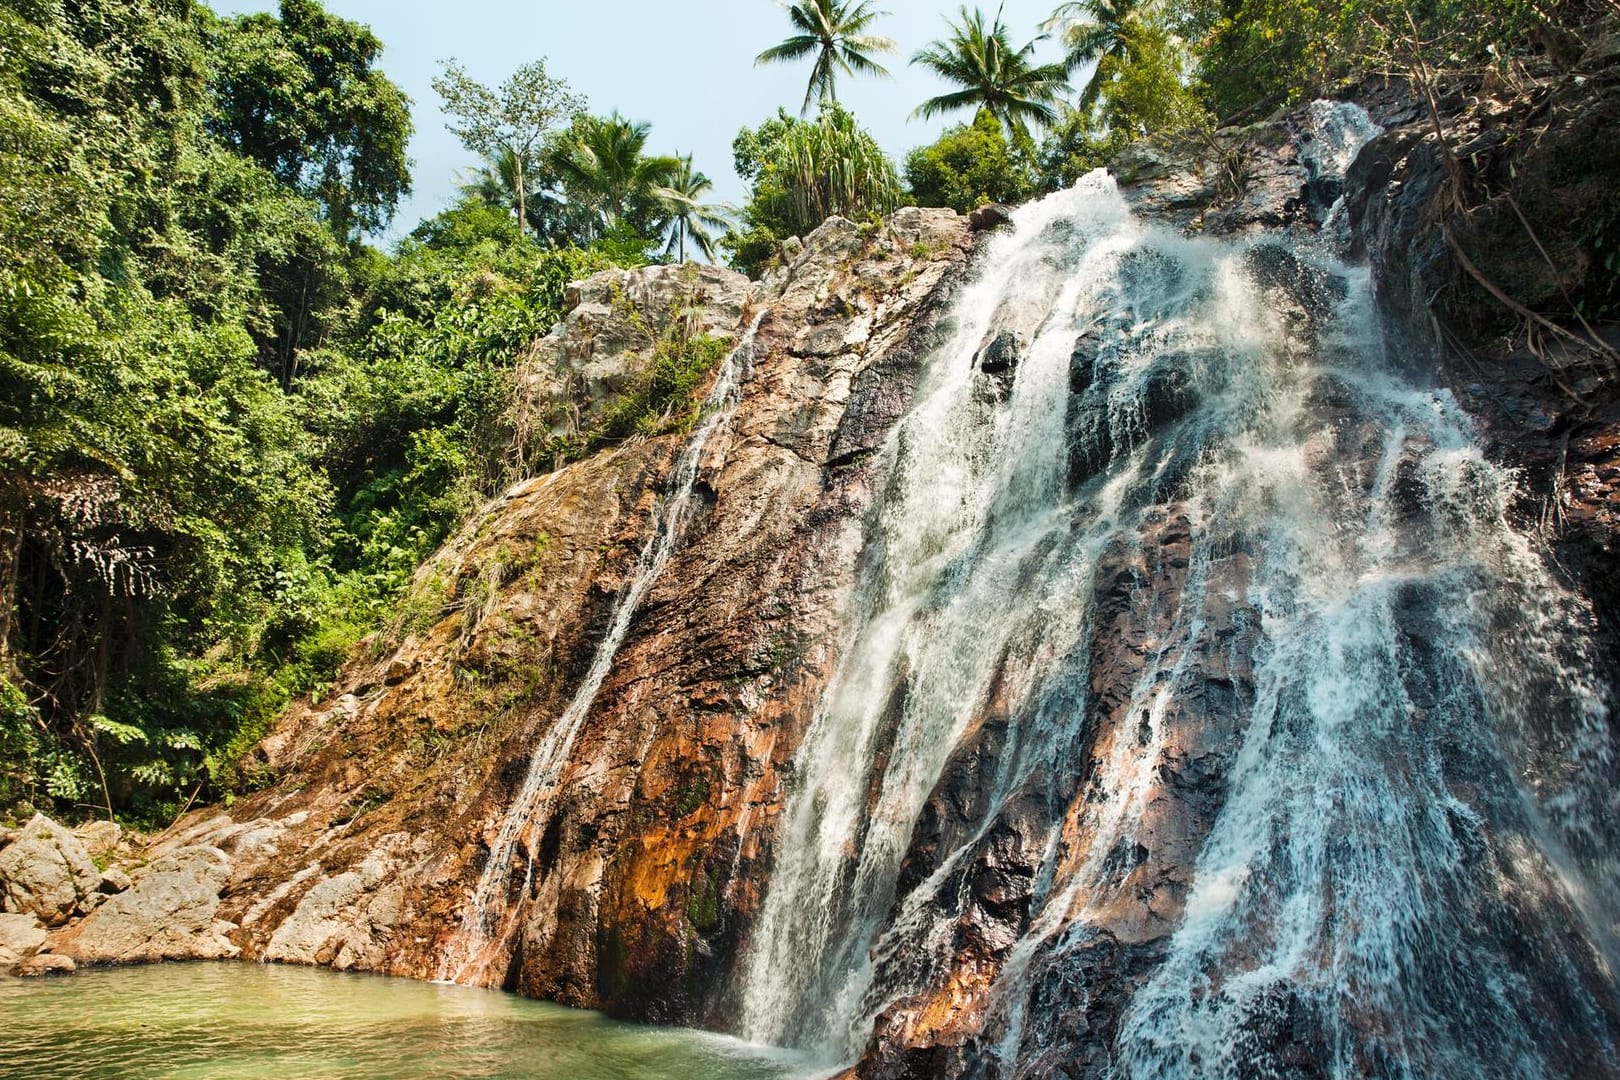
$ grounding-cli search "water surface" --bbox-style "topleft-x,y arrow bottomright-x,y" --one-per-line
0,963 -> 813,1079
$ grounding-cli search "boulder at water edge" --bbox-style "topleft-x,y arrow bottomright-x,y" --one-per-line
60,846 -> 238,964
0,815 -> 102,926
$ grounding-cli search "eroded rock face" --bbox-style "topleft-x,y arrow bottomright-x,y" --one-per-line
59,846 -> 237,964
73,820 -> 121,860
0,814 -> 101,926
86,206 -> 975,1028
512,262 -> 752,448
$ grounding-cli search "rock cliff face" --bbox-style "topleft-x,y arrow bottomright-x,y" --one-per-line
829,84 -> 1619,1080
55,206 -> 973,1026
26,73 -> 1619,1080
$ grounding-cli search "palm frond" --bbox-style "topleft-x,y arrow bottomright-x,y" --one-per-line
756,36 -> 820,65
838,44 -> 893,79
912,87 -> 987,120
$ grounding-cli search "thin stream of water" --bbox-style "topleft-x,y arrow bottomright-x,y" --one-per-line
440,311 -> 768,987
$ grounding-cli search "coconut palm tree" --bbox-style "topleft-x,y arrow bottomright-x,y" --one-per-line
1044,0 -> 1144,111
755,0 -> 897,115
911,6 -> 1070,144
551,112 -> 682,237
661,157 -> 732,262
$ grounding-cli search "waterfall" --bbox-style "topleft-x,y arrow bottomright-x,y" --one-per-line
740,106 -> 1619,1077
438,311 -> 767,987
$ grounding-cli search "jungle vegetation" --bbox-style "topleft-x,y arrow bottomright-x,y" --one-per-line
0,0 -> 1604,823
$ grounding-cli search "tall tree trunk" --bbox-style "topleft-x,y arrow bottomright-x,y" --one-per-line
515,155 -> 528,242
0,498 -> 20,678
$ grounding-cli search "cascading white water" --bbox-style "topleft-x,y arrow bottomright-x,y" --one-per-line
439,311 -> 767,987
740,105 -> 1619,1077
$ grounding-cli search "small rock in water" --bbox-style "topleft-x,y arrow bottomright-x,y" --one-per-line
11,952 -> 75,978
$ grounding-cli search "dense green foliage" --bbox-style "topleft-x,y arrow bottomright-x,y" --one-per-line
722,105 -> 903,275
905,108 -> 1036,212
1183,0 -> 1549,121
0,0 -> 371,821
209,0 -> 412,239
0,0 -> 681,825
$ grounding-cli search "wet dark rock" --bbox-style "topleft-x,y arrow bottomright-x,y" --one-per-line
1140,361 -> 1199,429
975,331 -> 1024,377
1243,244 -> 1349,330
969,204 -> 1015,233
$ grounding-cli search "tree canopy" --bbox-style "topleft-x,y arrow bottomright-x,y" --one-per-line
209,0 -> 412,238
433,59 -> 583,243
722,104 -> 902,275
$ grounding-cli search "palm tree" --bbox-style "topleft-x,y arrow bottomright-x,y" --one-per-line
1044,0 -> 1143,111
661,157 -> 731,262
458,147 -> 538,230
755,0 -> 897,115
911,6 -> 1071,144
551,112 -> 682,236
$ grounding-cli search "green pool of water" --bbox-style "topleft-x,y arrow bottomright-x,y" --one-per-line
0,963 -> 818,1079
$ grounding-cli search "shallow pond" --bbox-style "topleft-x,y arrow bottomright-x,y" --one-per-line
0,963 -> 818,1079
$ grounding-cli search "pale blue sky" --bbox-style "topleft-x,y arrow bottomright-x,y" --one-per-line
213,1 -> 1071,241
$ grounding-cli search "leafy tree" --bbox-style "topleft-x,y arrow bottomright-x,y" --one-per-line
1044,0 -> 1143,111
906,108 -> 1035,212
1173,0 -> 1552,121
433,58 -> 583,243
911,7 -> 1071,145
1034,10 -> 1209,186
549,112 -> 682,242
0,0 -> 666,825
733,109 -> 804,185
756,0 -> 897,114
0,0 -> 361,819
1089,11 -> 1209,138
662,157 -> 732,263
458,148 -> 539,236
410,191 -> 524,252
208,0 -> 412,238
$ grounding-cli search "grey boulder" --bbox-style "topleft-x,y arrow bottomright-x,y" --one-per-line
61,846 -> 238,964
0,815 -> 102,926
